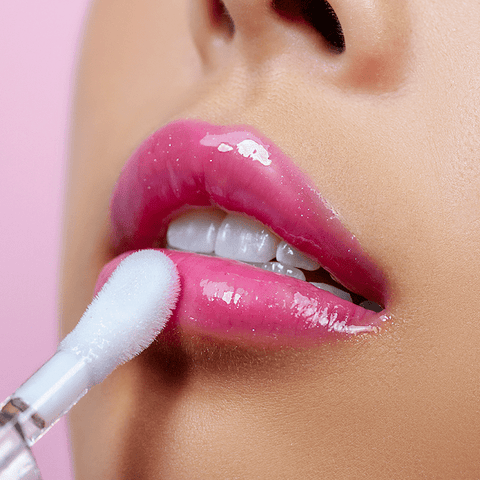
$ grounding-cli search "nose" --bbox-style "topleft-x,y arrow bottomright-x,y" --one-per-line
189,0 -> 411,92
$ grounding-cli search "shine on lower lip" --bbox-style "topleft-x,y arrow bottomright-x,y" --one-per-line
108,120 -> 389,347
96,250 -> 387,347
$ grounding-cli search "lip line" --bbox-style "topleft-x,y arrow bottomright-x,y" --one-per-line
110,119 -> 387,305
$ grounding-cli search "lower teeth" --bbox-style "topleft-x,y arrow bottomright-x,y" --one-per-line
255,261 -> 305,281
310,283 -> 353,303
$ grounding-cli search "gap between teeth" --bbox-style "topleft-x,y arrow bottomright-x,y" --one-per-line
165,208 -> 381,311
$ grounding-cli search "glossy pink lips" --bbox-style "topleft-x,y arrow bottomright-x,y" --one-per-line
106,120 -> 388,347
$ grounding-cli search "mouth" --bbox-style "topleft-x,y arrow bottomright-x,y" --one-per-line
100,120 -> 389,347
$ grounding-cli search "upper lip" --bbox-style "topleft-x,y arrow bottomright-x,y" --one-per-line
110,119 -> 386,304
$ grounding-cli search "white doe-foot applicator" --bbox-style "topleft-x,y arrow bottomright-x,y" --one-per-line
0,250 -> 180,480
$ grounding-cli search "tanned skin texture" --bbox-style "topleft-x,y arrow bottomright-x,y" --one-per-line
62,1 -> 480,478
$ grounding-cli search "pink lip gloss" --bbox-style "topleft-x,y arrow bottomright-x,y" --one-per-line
107,120 -> 389,347
96,250 -> 387,348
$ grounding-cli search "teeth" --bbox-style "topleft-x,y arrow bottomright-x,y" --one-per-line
276,241 -> 320,271
310,283 -> 353,302
165,208 -> 378,307
215,213 -> 280,263
256,261 -> 306,281
167,208 -> 226,253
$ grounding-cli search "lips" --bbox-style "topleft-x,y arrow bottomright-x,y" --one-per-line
104,119 -> 389,347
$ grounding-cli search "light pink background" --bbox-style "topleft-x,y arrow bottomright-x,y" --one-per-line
0,1 -> 91,478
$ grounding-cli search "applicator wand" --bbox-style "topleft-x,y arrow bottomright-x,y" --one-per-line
0,250 -> 180,480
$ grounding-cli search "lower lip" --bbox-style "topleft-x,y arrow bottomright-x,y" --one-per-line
96,250 -> 388,348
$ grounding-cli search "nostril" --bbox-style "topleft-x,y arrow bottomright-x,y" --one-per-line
303,1 -> 345,53
210,0 -> 235,38
272,0 -> 345,53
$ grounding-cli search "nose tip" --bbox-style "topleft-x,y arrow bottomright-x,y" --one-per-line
190,0 -> 411,93
192,0 -> 345,57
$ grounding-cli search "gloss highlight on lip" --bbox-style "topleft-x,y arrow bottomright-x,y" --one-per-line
108,120 -> 388,347
96,250 -> 386,348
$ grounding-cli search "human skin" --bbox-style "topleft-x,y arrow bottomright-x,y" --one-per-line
61,0 -> 480,478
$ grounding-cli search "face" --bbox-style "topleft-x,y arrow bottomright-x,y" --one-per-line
62,0 -> 480,478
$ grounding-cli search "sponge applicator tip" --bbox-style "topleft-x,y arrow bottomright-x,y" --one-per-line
13,250 -> 180,432
60,249 -> 180,385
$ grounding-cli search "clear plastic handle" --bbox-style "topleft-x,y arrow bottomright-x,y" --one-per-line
0,418 -> 41,480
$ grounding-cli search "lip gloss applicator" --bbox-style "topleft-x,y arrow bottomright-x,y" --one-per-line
0,250 -> 180,480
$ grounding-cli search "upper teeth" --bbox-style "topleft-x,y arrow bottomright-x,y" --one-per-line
166,208 -> 226,254
215,212 -> 280,263
276,240 -> 320,271
166,208 -> 381,311
167,208 -> 317,268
